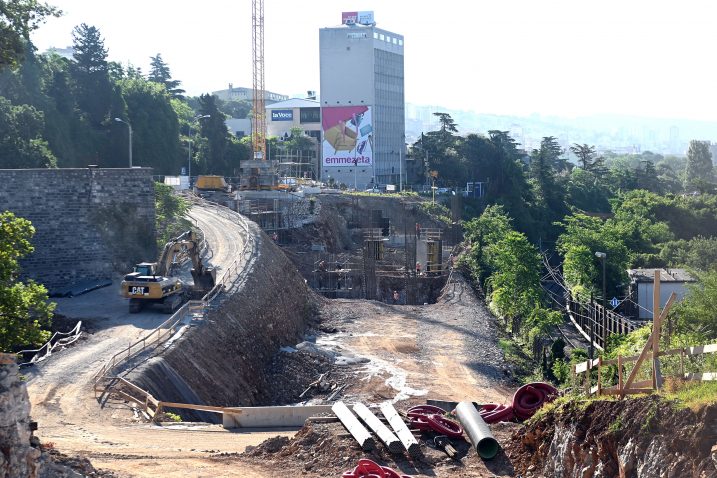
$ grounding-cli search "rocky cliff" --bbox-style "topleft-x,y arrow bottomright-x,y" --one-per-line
0,356 -> 40,478
507,395 -> 717,478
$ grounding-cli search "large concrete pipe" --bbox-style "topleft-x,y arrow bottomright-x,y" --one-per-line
455,401 -> 499,459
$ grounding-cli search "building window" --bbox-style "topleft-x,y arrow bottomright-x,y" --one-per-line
386,36 -> 391,43
392,38 -> 397,45
373,32 -> 378,39
379,33 -> 384,40
398,39 -> 403,46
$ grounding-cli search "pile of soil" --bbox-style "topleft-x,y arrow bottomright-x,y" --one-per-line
505,395 -> 717,477
40,447 -> 118,478
242,417 -> 519,477
256,350 -> 336,405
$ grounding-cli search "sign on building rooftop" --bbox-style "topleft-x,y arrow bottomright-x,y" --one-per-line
342,11 -> 375,26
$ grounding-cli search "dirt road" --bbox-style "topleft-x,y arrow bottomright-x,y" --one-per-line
25,205 -> 277,477
314,273 -> 514,407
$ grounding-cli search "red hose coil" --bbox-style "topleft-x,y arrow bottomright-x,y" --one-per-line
342,459 -> 412,478
476,382 -> 558,424
407,405 -> 464,438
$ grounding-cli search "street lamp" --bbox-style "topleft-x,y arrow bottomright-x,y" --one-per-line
114,118 -> 132,167
187,115 -> 210,185
595,251 -> 607,311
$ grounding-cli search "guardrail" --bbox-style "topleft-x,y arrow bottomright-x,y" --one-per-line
18,321 -> 83,366
92,302 -> 201,386
93,197 -> 257,412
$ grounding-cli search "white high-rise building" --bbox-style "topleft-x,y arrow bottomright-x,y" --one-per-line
319,12 -> 405,189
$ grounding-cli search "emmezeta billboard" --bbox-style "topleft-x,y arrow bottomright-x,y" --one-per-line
321,106 -> 373,167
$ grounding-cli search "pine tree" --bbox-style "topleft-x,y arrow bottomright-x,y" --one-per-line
148,53 -> 185,99
71,23 -> 113,126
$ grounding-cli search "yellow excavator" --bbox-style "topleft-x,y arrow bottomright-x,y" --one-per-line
121,231 -> 216,313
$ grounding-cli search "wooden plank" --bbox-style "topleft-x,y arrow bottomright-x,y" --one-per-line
380,402 -> 420,457
617,355 -> 624,399
575,358 -> 601,374
158,401 -> 228,414
332,401 -> 374,451
117,378 -> 152,398
353,403 -> 402,454
601,388 -> 653,396
685,343 -> 717,356
684,372 -> 717,381
625,293 -> 676,390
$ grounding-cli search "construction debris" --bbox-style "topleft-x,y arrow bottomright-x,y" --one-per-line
332,401 -> 375,451
433,435 -> 458,459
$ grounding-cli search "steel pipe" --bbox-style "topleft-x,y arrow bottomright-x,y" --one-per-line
455,401 -> 499,459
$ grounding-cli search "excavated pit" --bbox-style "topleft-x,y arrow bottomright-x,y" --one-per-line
280,195 -> 460,305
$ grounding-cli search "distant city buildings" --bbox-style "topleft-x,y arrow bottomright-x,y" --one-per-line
319,12 -> 405,188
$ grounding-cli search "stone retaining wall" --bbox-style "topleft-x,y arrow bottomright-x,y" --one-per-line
0,168 -> 156,292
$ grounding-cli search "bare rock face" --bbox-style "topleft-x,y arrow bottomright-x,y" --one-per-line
0,359 -> 40,478
507,396 -> 717,478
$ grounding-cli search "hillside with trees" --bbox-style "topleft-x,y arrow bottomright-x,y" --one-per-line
0,22 -> 249,175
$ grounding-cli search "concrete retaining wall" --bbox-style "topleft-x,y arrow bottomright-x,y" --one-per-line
0,168 -> 156,292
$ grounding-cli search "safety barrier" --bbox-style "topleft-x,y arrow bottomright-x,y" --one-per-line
17,321 -> 83,366
573,342 -> 717,396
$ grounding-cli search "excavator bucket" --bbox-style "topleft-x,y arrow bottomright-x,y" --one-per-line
191,267 -> 216,293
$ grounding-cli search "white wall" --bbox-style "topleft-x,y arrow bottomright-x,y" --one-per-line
637,282 -> 690,319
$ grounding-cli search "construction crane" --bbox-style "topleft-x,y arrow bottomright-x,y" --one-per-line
240,0 -> 277,190
251,0 -> 266,161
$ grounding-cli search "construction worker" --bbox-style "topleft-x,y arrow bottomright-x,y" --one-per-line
393,290 -> 400,304
318,260 -> 326,289
415,223 -> 422,239
416,261 -> 422,276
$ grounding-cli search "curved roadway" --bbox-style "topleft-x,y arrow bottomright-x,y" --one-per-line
25,204 -> 277,477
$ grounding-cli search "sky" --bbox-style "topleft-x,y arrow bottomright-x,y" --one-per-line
30,0 -> 717,121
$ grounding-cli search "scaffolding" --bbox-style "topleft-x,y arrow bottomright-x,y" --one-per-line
312,253 -> 358,297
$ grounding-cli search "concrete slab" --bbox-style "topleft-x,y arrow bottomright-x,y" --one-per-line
222,405 -> 333,428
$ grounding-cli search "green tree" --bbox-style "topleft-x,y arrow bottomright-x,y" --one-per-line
556,213 -> 631,300
0,212 -> 54,351
487,231 -> 541,328
119,77 -> 181,173
147,53 -> 185,99
197,93 -> 230,175
71,23 -> 114,126
684,140 -> 714,193
0,97 -> 56,168
673,269 -> 717,339
154,182 -> 191,247
570,143 -> 598,170
0,0 -> 60,69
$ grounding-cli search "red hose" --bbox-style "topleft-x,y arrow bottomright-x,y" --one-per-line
407,405 -> 464,438
342,459 -> 413,478
476,382 -> 558,424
